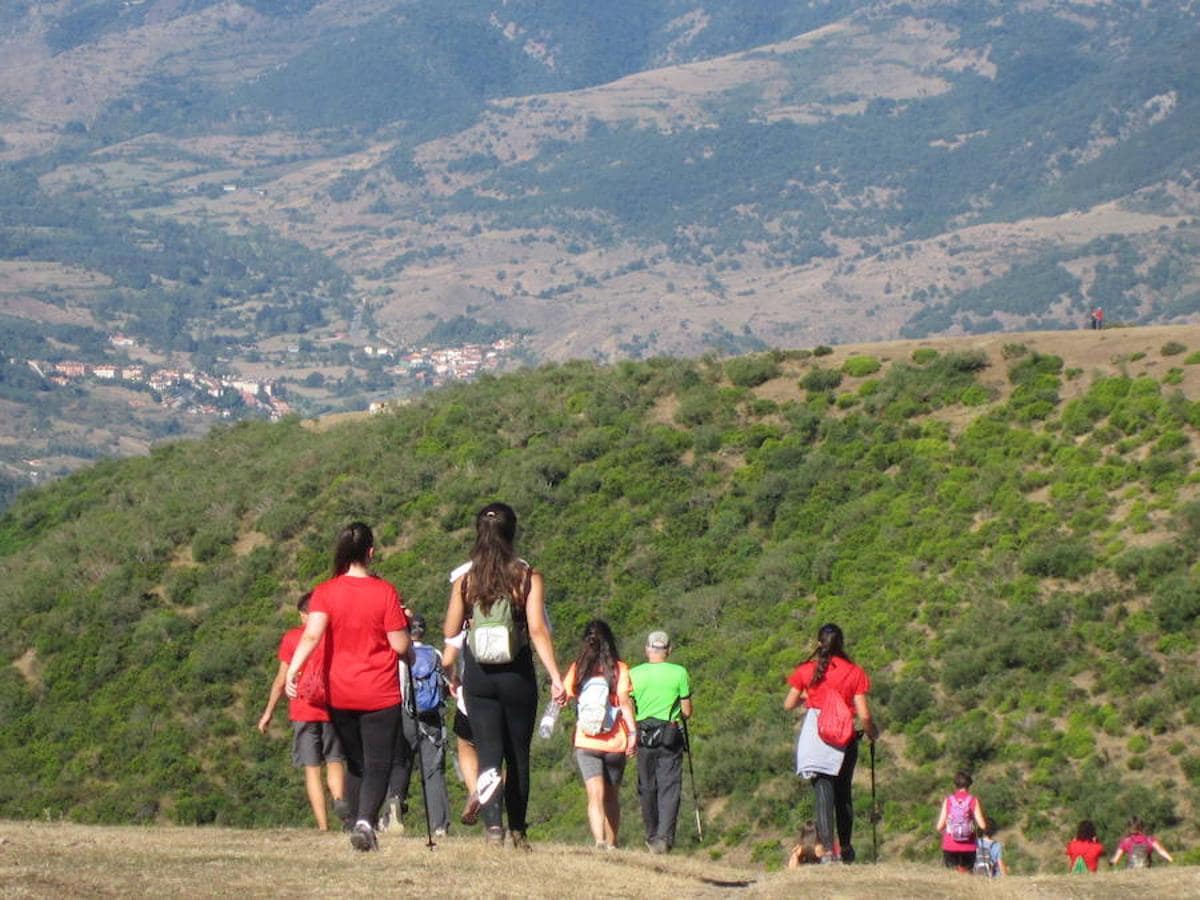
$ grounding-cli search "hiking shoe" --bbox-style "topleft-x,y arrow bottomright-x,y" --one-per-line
433,827 -> 448,838
460,792 -> 480,826
349,821 -> 378,852
485,826 -> 506,846
511,830 -> 532,853
840,846 -> 855,864
476,768 -> 502,806
645,838 -> 668,855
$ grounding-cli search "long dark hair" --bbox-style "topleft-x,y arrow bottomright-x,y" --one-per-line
465,502 -> 527,613
1076,820 -> 1097,842
807,622 -> 850,686
573,619 -> 620,693
332,521 -> 373,576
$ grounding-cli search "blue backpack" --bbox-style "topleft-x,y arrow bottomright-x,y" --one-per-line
411,645 -> 444,714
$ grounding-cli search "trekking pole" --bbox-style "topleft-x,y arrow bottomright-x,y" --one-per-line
404,661 -> 436,850
681,717 -> 703,843
869,738 -> 880,864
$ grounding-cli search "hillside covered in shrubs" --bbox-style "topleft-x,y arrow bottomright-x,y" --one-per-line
3,327 -> 1200,871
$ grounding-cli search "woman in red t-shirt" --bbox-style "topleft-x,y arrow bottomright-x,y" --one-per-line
1066,819 -> 1105,872
287,522 -> 410,852
783,623 -> 878,863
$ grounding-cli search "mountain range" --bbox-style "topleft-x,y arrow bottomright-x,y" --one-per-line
1,0 -> 1199,493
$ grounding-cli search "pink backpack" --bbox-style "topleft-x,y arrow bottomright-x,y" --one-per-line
946,794 -> 976,842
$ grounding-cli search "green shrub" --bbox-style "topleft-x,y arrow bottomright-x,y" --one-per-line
1184,351 -> 1200,365
1161,341 -> 1187,356
801,368 -> 843,393
1152,575 -> 1200,633
842,355 -> 882,377
911,348 -> 938,364
1002,343 -> 1029,359
812,345 -> 834,357
725,354 -> 782,388
1021,539 -> 1095,579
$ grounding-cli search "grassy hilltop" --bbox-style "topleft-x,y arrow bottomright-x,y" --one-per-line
3,325 -> 1200,873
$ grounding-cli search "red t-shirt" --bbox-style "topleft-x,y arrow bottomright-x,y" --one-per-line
1066,838 -> 1104,872
279,627 -> 330,723
787,657 -> 870,707
310,574 -> 407,711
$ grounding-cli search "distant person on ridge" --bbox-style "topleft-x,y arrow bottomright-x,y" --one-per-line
381,614 -> 451,837
442,502 -> 565,851
936,771 -> 989,872
784,623 -> 877,864
256,592 -> 345,830
286,522 -> 411,852
629,629 -> 692,854
1066,819 -> 1105,873
563,619 -> 637,850
1110,815 -> 1173,868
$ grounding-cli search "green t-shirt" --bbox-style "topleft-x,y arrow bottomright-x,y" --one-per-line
630,661 -> 691,723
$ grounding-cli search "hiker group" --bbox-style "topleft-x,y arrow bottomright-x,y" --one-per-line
257,502 -> 1178,873
257,503 -> 694,854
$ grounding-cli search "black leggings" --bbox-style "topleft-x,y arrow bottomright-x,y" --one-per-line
462,647 -> 538,832
329,703 -> 403,827
810,737 -> 859,859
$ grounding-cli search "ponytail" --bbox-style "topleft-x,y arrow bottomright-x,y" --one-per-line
332,522 -> 374,576
574,619 -> 620,693
808,622 -> 849,687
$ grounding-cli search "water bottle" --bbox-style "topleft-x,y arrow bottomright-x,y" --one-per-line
537,699 -> 562,739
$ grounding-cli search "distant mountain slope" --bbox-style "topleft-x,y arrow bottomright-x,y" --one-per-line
3,325 -> 1200,870
1,1 -> 1199,490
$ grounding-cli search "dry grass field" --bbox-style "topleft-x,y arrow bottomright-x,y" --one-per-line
0,821 -> 1194,899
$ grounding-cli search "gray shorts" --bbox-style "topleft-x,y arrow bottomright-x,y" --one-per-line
292,720 -> 345,768
575,748 -> 627,786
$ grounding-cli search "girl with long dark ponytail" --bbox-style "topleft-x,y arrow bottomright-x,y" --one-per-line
784,622 -> 877,863
564,619 -> 636,849
442,502 -> 564,851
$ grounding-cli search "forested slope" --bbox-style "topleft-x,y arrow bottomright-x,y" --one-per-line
3,329 -> 1200,871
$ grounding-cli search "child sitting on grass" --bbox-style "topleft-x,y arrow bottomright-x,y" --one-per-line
787,821 -> 826,868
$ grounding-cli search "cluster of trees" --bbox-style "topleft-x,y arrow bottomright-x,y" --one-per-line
2,340 -> 1200,869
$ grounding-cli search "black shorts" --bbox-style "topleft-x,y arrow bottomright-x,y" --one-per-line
943,850 -> 976,870
453,708 -> 474,744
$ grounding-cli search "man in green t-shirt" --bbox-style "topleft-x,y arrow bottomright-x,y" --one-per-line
629,630 -> 693,854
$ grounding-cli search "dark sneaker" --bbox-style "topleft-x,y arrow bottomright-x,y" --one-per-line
349,822 -> 378,852
841,846 -> 855,864
645,838 -> 668,855
511,830 -> 532,853
460,792 -> 480,826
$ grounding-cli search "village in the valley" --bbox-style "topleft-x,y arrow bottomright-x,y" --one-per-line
20,333 -> 518,421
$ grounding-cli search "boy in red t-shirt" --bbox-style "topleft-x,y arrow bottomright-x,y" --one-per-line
257,593 -> 346,830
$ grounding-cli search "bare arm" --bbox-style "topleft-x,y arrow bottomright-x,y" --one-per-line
855,693 -> 879,741
681,697 -> 694,718
524,571 -> 565,702
973,799 -> 988,832
935,798 -> 948,834
1110,847 -> 1124,866
387,628 -> 411,660
257,660 -> 288,733
618,677 -> 638,757
1152,839 -> 1173,863
285,611 -> 328,698
444,576 -> 466,640
783,686 -> 804,711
